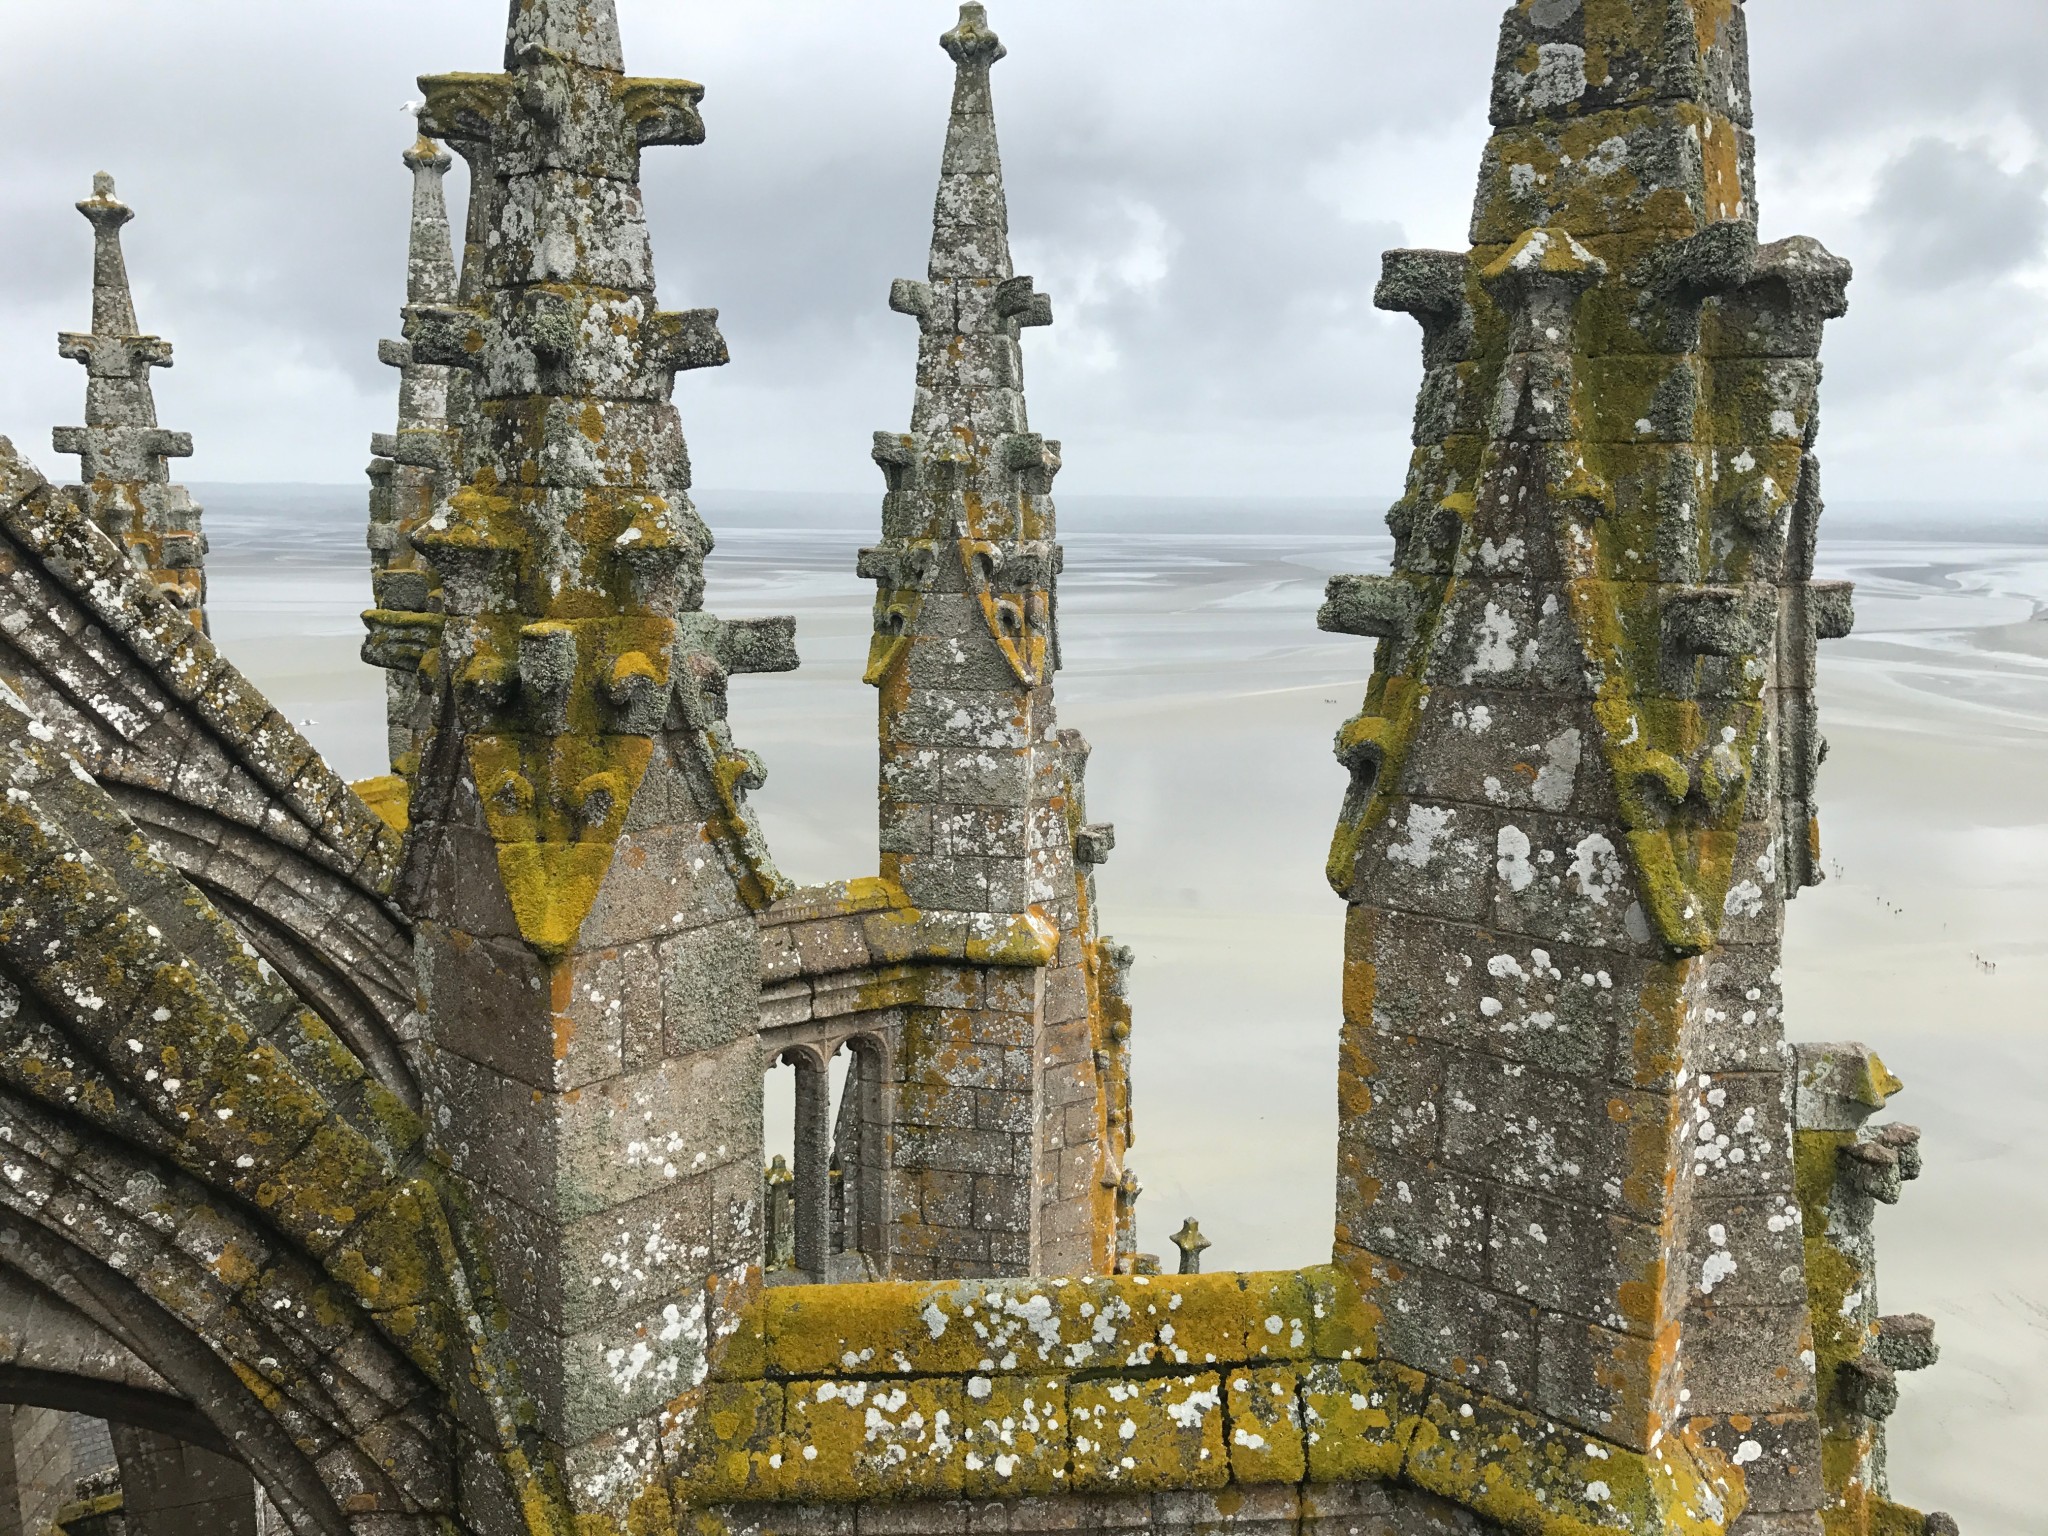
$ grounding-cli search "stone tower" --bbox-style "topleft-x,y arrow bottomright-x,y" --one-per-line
1322,1 -> 1878,1528
860,2 -> 1130,1279
53,174 -> 208,628
399,0 -> 793,1514
363,131 -> 462,779
0,3 -> 1958,1533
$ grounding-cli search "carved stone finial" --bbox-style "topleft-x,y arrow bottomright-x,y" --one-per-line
1320,6 -> 1930,1529
941,3 -> 1006,68
1170,1218 -> 1211,1275
402,132 -> 453,176
862,4 -> 1072,949
74,174 -> 138,334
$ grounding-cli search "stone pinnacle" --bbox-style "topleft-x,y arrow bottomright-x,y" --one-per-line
76,172 -> 139,337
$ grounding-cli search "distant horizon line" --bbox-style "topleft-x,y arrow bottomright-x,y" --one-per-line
179,482 -> 2048,517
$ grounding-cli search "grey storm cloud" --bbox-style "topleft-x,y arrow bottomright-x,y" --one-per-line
1866,138 -> 2048,290
0,0 -> 2044,504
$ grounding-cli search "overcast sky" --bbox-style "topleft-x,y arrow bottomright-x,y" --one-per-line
1,1 -> 2045,505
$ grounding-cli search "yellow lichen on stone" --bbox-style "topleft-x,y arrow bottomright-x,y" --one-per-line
1300,1358 -> 1424,1484
679,1265 -> 1770,1531
959,1375 -> 1066,1498
1405,1383 -> 1745,1536
783,1377 -> 965,1503
1055,1271 -> 1256,1370
676,1380 -> 783,1504
494,840 -> 620,960
353,773 -> 413,834
960,906 -> 1058,967
1225,1367 -> 1306,1485
758,1280 -> 987,1378
1300,1264 -> 1380,1361
1068,1372 -> 1226,1494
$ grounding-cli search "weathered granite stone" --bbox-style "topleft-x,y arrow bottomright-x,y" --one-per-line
363,130 -> 463,779
0,3 -> 1953,1534
853,4 -> 1129,1283
53,176 -> 208,629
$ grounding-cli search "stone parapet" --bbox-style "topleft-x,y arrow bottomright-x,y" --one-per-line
677,1267 -> 1745,1535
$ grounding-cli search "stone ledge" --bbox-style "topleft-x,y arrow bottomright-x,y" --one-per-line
681,1268 -> 1745,1535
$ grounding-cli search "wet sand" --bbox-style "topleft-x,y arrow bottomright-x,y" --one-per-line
203,489 -> 2045,1528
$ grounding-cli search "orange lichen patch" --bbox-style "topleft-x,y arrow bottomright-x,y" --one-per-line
1069,1373 -> 1227,1494
1612,1091 -> 1685,1219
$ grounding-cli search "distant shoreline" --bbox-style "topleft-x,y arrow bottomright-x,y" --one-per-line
185,483 -> 2048,550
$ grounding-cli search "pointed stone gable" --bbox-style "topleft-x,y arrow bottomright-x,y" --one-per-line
392,1 -> 796,1514
406,0 -> 791,958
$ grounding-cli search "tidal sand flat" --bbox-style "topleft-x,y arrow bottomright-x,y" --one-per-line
203,487 -> 2046,1528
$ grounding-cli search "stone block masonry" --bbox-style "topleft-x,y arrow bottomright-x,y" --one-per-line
0,2 -> 1957,1535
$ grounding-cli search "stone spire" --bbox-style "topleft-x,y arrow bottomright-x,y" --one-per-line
53,173 -> 207,628
860,5 -> 1130,1279
395,0 -> 796,1517
404,0 -> 789,952
363,131 -> 462,779
1317,0 -> 1936,1526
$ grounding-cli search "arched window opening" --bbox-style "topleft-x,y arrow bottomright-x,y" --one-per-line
763,1036 -> 888,1283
